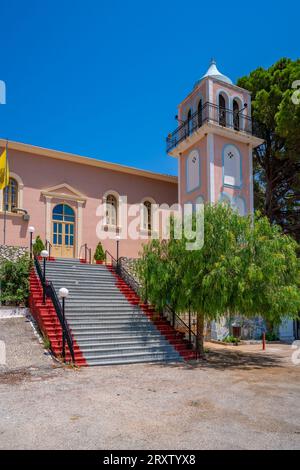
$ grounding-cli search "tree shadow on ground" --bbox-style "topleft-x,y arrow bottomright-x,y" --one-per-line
155,347 -> 284,371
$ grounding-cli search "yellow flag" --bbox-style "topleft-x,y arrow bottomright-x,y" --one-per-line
0,148 -> 9,190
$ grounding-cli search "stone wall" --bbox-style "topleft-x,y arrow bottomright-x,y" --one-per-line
119,257 -> 141,283
0,245 -> 28,264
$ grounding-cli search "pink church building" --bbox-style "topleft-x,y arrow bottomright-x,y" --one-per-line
1,60 -> 297,345
1,60 -> 262,261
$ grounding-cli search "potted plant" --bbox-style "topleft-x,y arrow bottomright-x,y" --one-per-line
33,236 -> 45,257
94,242 -> 105,264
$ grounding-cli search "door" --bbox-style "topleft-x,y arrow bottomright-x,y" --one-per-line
295,319 -> 300,340
52,204 -> 75,258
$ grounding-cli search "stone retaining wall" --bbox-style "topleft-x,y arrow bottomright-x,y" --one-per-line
0,245 -> 28,264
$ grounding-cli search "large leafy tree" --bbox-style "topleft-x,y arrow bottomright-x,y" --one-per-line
137,204 -> 300,355
237,58 -> 300,242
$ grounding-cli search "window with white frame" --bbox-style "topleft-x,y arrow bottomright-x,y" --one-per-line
3,178 -> 18,212
223,144 -> 242,188
186,150 -> 200,193
106,194 -> 118,226
142,200 -> 152,231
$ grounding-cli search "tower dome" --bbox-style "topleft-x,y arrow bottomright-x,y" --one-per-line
194,59 -> 233,87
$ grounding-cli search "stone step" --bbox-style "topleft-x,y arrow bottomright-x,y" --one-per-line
80,344 -> 176,355
68,318 -> 152,326
85,351 -> 181,366
69,325 -> 160,333
65,306 -> 141,312
39,260 -> 185,367
76,338 -> 170,348
74,332 -> 165,341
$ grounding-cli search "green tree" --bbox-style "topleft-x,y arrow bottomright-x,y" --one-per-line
94,242 -> 105,262
0,255 -> 32,305
33,236 -> 45,256
237,58 -> 300,242
137,204 -> 300,355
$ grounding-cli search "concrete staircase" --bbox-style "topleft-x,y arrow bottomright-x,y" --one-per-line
45,258 -> 183,366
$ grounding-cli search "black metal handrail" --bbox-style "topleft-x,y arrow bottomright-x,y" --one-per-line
166,101 -> 255,152
104,250 -> 198,356
104,249 -> 117,270
80,243 -> 92,264
33,255 -> 75,363
163,304 -> 198,357
45,240 -> 52,258
105,250 -> 140,294
118,257 -> 141,295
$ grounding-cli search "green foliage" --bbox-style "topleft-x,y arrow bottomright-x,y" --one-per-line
42,335 -> 51,349
94,242 -> 105,261
137,204 -> 300,354
33,236 -> 45,256
0,255 -> 32,305
261,332 -> 279,342
237,58 -> 300,242
223,335 -> 239,344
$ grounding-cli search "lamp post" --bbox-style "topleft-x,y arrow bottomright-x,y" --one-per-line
59,287 -> 69,360
28,226 -> 35,259
40,250 -> 49,304
116,235 -> 121,274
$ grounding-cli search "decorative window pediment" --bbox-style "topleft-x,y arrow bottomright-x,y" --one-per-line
41,183 -> 86,202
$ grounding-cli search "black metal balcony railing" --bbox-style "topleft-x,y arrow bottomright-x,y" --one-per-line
166,101 -> 255,152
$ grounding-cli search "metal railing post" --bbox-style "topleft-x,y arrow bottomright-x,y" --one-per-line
62,297 -> 66,360
188,305 -> 191,345
30,232 -> 33,259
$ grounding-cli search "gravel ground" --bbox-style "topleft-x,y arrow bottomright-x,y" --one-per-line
0,317 -> 299,450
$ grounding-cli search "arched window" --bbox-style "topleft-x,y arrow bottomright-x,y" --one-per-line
106,194 -> 118,226
233,99 -> 240,130
3,178 -> 18,212
186,109 -> 192,135
143,200 -> 152,231
197,99 -> 202,127
223,144 -> 242,188
218,94 -> 226,127
186,150 -> 200,193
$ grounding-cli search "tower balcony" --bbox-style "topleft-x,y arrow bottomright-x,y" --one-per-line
166,101 -> 262,155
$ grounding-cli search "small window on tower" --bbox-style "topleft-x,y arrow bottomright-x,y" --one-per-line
186,150 -> 200,193
223,144 -> 242,188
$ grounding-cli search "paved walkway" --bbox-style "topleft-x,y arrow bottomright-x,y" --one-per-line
0,318 -> 299,449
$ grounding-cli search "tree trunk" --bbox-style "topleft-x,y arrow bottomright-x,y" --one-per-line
196,314 -> 205,357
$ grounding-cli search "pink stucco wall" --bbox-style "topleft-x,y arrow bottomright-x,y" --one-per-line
179,139 -> 208,205
213,134 -> 251,211
0,146 -> 178,259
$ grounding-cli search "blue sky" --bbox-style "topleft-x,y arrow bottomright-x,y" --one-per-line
0,0 -> 298,176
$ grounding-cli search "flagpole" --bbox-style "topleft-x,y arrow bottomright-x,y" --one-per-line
3,139 -> 8,245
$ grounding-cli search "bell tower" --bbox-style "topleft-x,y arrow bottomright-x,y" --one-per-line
166,60 -> 263,215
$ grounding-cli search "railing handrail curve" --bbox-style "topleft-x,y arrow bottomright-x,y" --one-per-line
33,255 -> 75,363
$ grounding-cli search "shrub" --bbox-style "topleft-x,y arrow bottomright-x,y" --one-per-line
261,332 -> 279,342
0,255 -> 32,305
223,335 -> 240,344
33,236 -> 45,256
94,242 -> 105,262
